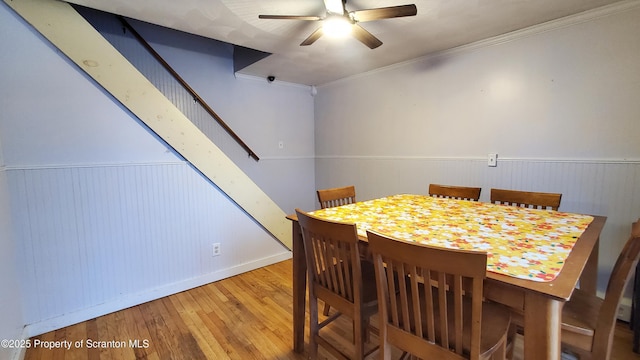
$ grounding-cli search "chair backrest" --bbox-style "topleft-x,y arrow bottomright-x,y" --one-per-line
490,188 -> 562,210
317,185 -> 356,209
367,230 -> 487,359
592,219 -> 640,358
295,209 -> 363,307
429,184 -> 481,201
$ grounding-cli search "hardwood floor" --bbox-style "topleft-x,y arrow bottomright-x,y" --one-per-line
24,259 -> 640,359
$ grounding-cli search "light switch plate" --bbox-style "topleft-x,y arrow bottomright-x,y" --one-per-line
488,153 -> 498,167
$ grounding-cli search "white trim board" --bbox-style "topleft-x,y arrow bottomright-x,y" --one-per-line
4,0 -> 292,248
315,155 -> 640,164
23,252 -> 291,337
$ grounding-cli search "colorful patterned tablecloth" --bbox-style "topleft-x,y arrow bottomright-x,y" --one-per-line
310,194 -> 594,282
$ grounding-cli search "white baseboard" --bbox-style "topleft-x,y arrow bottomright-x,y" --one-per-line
561,351 -> 578,360
8,327 -> 29,360
618,298 -> 633,322
9,347 -> 25,360
23,252 -> 291,338
598,290 -> 633,322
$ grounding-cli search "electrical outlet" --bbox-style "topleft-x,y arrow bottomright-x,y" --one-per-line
488,153 -> 498,167
212,243 -> 221,257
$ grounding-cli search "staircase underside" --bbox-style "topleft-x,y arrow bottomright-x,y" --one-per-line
5,0 -> 292,249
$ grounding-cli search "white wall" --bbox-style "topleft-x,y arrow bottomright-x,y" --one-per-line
314,4 -> 640,291
0,156 -> 24,360
0,7 -> 25,359
0,1 -> 313,337
316,5 -> 640,160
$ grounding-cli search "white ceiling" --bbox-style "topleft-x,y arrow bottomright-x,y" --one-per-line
65,0 -> 624,86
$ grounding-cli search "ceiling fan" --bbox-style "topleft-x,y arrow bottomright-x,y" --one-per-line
258,0 -> 417,49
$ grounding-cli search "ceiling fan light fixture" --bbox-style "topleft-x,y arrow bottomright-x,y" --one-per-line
324,0 -> 345,15
259,1 -> 417,49
322,16 -> 352,38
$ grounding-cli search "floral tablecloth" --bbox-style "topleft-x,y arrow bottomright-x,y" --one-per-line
310,194 -> 594,282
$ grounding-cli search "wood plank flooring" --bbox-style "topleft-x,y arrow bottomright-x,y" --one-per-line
24,259 -> 640,359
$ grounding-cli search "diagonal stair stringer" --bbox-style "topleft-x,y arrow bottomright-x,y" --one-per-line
5,0 -> 292,248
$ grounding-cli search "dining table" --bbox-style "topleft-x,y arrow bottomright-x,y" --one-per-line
287,194 -> 606,360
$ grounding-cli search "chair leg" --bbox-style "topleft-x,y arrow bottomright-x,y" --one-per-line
309,296 -> 319,359
322,303 -> 331,316
353,316 -> 365,360
352,318 -> 372,343
364,318 -> 371,342
506,324 -> 517,360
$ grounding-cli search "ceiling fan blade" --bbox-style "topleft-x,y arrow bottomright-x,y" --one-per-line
351,4 -> 417,22
351,24 -> 382,49
300,27 -> 324,46
323,0 -> 345,14
259,14 -> 323,21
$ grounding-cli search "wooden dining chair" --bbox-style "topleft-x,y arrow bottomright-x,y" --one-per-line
317,185 -> 357,209
429,184 -> 482,201
316,185 -> 358,316
295,209 -> 379,360
490,188 -> 562,210
367,230 -> 511,360
560,218 -> 640,360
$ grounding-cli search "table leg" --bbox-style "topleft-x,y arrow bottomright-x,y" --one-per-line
524,292 -> 564,360
580,237 -> 599,296
292,220 -> 306,353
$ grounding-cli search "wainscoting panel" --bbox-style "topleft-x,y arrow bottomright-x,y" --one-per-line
7,162 -> 290,335
315,156 -> 640,292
